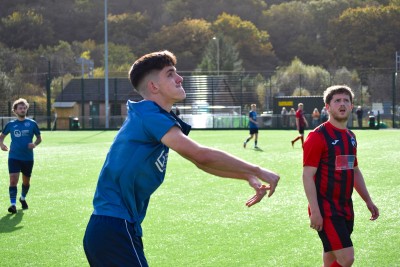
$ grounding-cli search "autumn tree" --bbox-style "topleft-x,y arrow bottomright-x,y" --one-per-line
329,5 -> 400,69
142,19 -> 214,71
212,13 -> 277,72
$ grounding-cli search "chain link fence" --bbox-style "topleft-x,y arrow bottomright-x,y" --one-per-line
1,70 -> 399,130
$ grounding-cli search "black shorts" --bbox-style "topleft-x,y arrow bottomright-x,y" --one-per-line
298,126 -> 305,135
249,128 -> 259,135
8,158 -> 34,177
318,216 -> 354,252
83,215 -> 148,267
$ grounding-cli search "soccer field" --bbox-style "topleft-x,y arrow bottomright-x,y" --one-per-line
0,129 -> 399,266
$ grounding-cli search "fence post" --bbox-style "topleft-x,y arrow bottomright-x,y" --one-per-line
393,72 -> 397,128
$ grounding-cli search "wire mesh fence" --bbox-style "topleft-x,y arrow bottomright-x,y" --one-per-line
1,69 -> 399,130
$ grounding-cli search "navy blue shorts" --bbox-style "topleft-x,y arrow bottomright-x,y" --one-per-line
298,126 -> 305,135
249,128 -> 259,135
318,216 -> 354,252
8,158 -> 34,177
83,215 -> 148,267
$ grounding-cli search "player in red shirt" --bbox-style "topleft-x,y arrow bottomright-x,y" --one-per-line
302,85 -> 379,267
291,103 -> 308,148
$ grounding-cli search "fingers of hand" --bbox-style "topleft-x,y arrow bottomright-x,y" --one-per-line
245,195 -> 259,207
246,192 -> 265,207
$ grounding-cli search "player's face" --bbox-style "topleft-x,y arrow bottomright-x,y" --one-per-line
14,104 -> 28,118
327,93 -> 353,123
156,66 -> 186,103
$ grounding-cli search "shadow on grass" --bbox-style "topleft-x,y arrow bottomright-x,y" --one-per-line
253,147 -> 264,152
0,211 -> 24,233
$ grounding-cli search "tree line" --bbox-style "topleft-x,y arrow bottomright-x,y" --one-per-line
0,0 -> 399,112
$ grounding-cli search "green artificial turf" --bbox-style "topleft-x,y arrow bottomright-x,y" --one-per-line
0,129 -> 398,266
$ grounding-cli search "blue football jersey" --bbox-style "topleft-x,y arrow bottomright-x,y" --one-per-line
92,100 -> 190,236
1,118 -> 41,161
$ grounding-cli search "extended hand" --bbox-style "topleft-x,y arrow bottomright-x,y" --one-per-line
246,184 -> 269,207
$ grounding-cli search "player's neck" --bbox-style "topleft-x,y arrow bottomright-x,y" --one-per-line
328,118 -> 347,130
17,115 -> 26,121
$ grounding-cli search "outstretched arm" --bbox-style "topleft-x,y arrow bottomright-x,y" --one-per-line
161,126 -> 279,207
354,167 -> 379,220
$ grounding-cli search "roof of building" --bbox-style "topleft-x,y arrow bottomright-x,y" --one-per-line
55,78 -> 142,103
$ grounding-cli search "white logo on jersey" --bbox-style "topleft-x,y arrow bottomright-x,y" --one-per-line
14,130 -> 22,137
155,150 -> 168,173
351,137 -> 356,147
331,140 -> 339,145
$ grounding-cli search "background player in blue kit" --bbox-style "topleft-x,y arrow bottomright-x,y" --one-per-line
243,103 -> 259,149
0,98 -> 42,214
83,51 -> 280,267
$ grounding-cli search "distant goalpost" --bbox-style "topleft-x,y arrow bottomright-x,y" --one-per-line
174,105 -> 244,129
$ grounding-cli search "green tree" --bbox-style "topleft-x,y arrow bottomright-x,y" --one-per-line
0,10 -> 55,49
212,13 -> 276,71
261,2 -> 318,66
91,43 -> 136,77
142,18 -> 213,71
272,58 -> 330,96
329,5 -> 400,69
162,0 -> 268,26
195,35 -> 243,74
106,12 -> 151,50
0,72 -> 14,114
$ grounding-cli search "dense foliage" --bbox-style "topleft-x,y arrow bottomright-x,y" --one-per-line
0,0 -> 399,107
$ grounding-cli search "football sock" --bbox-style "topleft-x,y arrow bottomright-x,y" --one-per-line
9,186 -> 17,206
21,184 -> 30,199
255,141 -> 258,146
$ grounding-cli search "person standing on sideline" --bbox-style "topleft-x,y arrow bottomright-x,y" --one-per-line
83,51 -> 280,267
355,106 -> 363,128
311,108 -> 320,128
291,103 -> 308,148
243,104 -> 259,149
320,106 -> 328,123
289,108 -> 296,128
302,85 -> 379,267
0,98 -> 42,214
281,107 -> 288,128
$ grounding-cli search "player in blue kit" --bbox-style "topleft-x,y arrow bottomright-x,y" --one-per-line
0,98 -> 42,214
243,103 -> 259,149
83,51 -> 280,266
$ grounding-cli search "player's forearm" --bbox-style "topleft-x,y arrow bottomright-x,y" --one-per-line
303,174 -> 320,214
0,134 -> 5,144
187,147 -> 263,180
354,168 -> 372,203
196,164 -> 251,179
33,136 -> 42,146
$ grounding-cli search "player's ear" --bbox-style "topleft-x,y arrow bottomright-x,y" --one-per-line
148,80 -> 159,94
